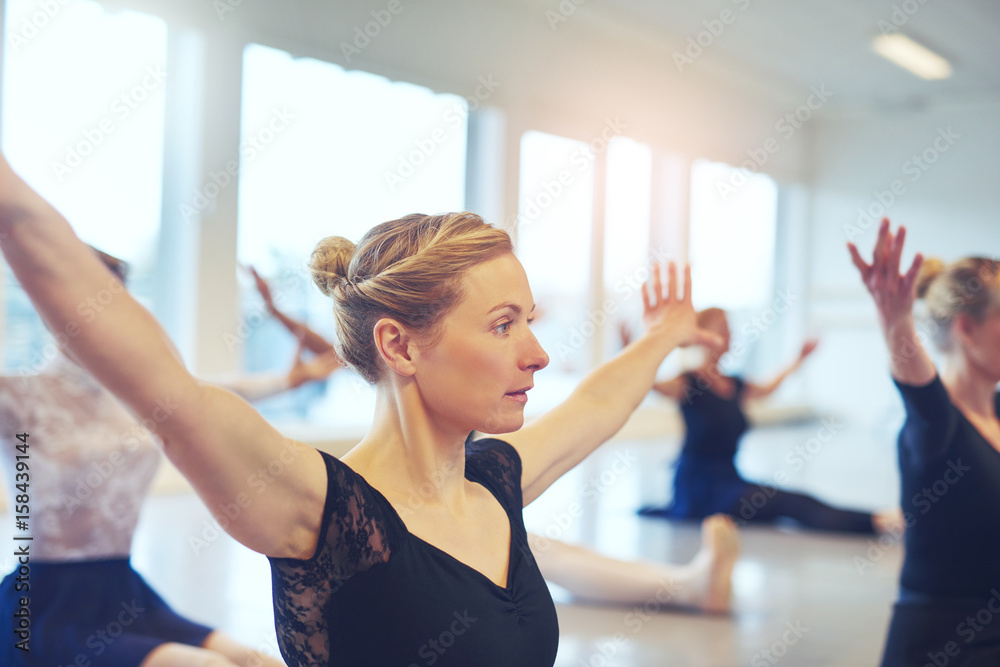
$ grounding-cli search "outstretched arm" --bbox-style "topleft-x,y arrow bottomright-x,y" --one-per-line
245,264 -> 336,356
210,340 -> 341,402
621,322 -> 687,401
0,154 -> 326,558
507,263 -> 723,505
742,338 -> 819,401
847,218 -> 935,385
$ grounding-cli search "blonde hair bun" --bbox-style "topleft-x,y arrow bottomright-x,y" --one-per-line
309,236 -> 356,297
916,256 -> 946,299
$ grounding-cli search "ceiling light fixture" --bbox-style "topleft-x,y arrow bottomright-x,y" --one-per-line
872,33 -> 952,80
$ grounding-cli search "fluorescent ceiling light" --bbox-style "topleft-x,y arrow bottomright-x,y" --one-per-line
873,34 -> 952,80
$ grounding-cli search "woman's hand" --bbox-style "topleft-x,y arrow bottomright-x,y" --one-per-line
847,217 -> 935,385
799,338 -> 819,361
847,218 -> 923,331
287,340 -> 342,389
640,262 -> 723,350
243,264 -> 276,313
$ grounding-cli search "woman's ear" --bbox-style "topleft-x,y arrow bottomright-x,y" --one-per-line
373,318 -> 417,377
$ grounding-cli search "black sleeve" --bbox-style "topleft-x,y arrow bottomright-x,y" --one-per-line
894,374 -> 960,462
465,438 -> 525,511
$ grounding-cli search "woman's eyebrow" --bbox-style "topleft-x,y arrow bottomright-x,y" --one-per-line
486,303 -> 536,315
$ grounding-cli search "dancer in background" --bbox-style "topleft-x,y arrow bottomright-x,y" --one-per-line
0,248 -> 337,667
630,309 -> 900,534
1,142 -> 727,665
848,220 -> 1000,665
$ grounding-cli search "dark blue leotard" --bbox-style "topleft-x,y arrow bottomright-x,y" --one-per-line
879,376 -> 1000,666
640,372 -> 875,533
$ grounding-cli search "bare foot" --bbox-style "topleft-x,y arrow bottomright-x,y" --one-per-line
873,507 -> 906,536
687,514 -> 740,614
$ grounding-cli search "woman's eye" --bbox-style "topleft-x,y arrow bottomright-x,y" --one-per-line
494,322 -> 511,335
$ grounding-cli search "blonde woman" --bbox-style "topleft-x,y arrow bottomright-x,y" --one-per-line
848,219 -> 1000,665
0,151 -> 723,666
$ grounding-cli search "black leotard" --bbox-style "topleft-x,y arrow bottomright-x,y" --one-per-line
880,376 -> 1000,665
268,438 -> 559,667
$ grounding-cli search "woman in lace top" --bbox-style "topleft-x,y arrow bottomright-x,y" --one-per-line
0,151 -> 722,667
0,249 -> 338,667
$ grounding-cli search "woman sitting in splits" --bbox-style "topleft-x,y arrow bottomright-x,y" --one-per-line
1,144 -> 730,666
848,221 -> 1000,666
0,248 -> 338,667
635,307 -> 899,534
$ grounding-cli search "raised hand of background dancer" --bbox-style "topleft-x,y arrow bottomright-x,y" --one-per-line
799,338 -> 819,361
638,262 -> 724,351
241,263 -> 337,357
847,218 -> 935,385
286,338 -> 342,389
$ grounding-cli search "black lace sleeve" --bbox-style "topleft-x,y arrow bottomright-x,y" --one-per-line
464,437 -> 524,512
267,451 -> 393,667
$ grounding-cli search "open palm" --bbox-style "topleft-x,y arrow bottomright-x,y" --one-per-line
641,262 -> 723,350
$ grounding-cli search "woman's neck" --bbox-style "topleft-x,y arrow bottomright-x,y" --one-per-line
347,381 -> 470,505
942,354 -> 998,418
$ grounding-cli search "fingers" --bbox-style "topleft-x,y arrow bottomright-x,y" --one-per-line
888,225 -> 907,276
902,252 -> 925,295
667,262 -> 678,302
847,242 -> 871,278
683,264 -> 693,303
641,276 -> 653,313
874,218 -> 890,269
653,262 -> 665,303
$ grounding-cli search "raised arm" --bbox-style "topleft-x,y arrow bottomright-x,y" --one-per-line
742,338 -> 818,401
847,218 -> 935,386
0,154 -> 325,558
209,340 -> 341,402
506,263 -> 723,505
245,264 -> 337,356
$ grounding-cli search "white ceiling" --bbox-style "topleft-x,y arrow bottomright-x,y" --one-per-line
582,0 -> 1000,108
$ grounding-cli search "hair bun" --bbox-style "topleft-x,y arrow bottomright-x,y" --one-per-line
309,236 -> 356,297
916,256 -> 945,299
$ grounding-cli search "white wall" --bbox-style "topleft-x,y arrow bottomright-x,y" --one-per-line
803,95 -> 1000,423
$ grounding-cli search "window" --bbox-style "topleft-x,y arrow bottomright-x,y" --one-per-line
236,44 -> 468,423
1,0 -> 167,370
517,131 -> 596,379
689,159 -> 778,310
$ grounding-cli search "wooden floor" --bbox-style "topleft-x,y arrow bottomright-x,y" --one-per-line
1,418 -> 905,666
